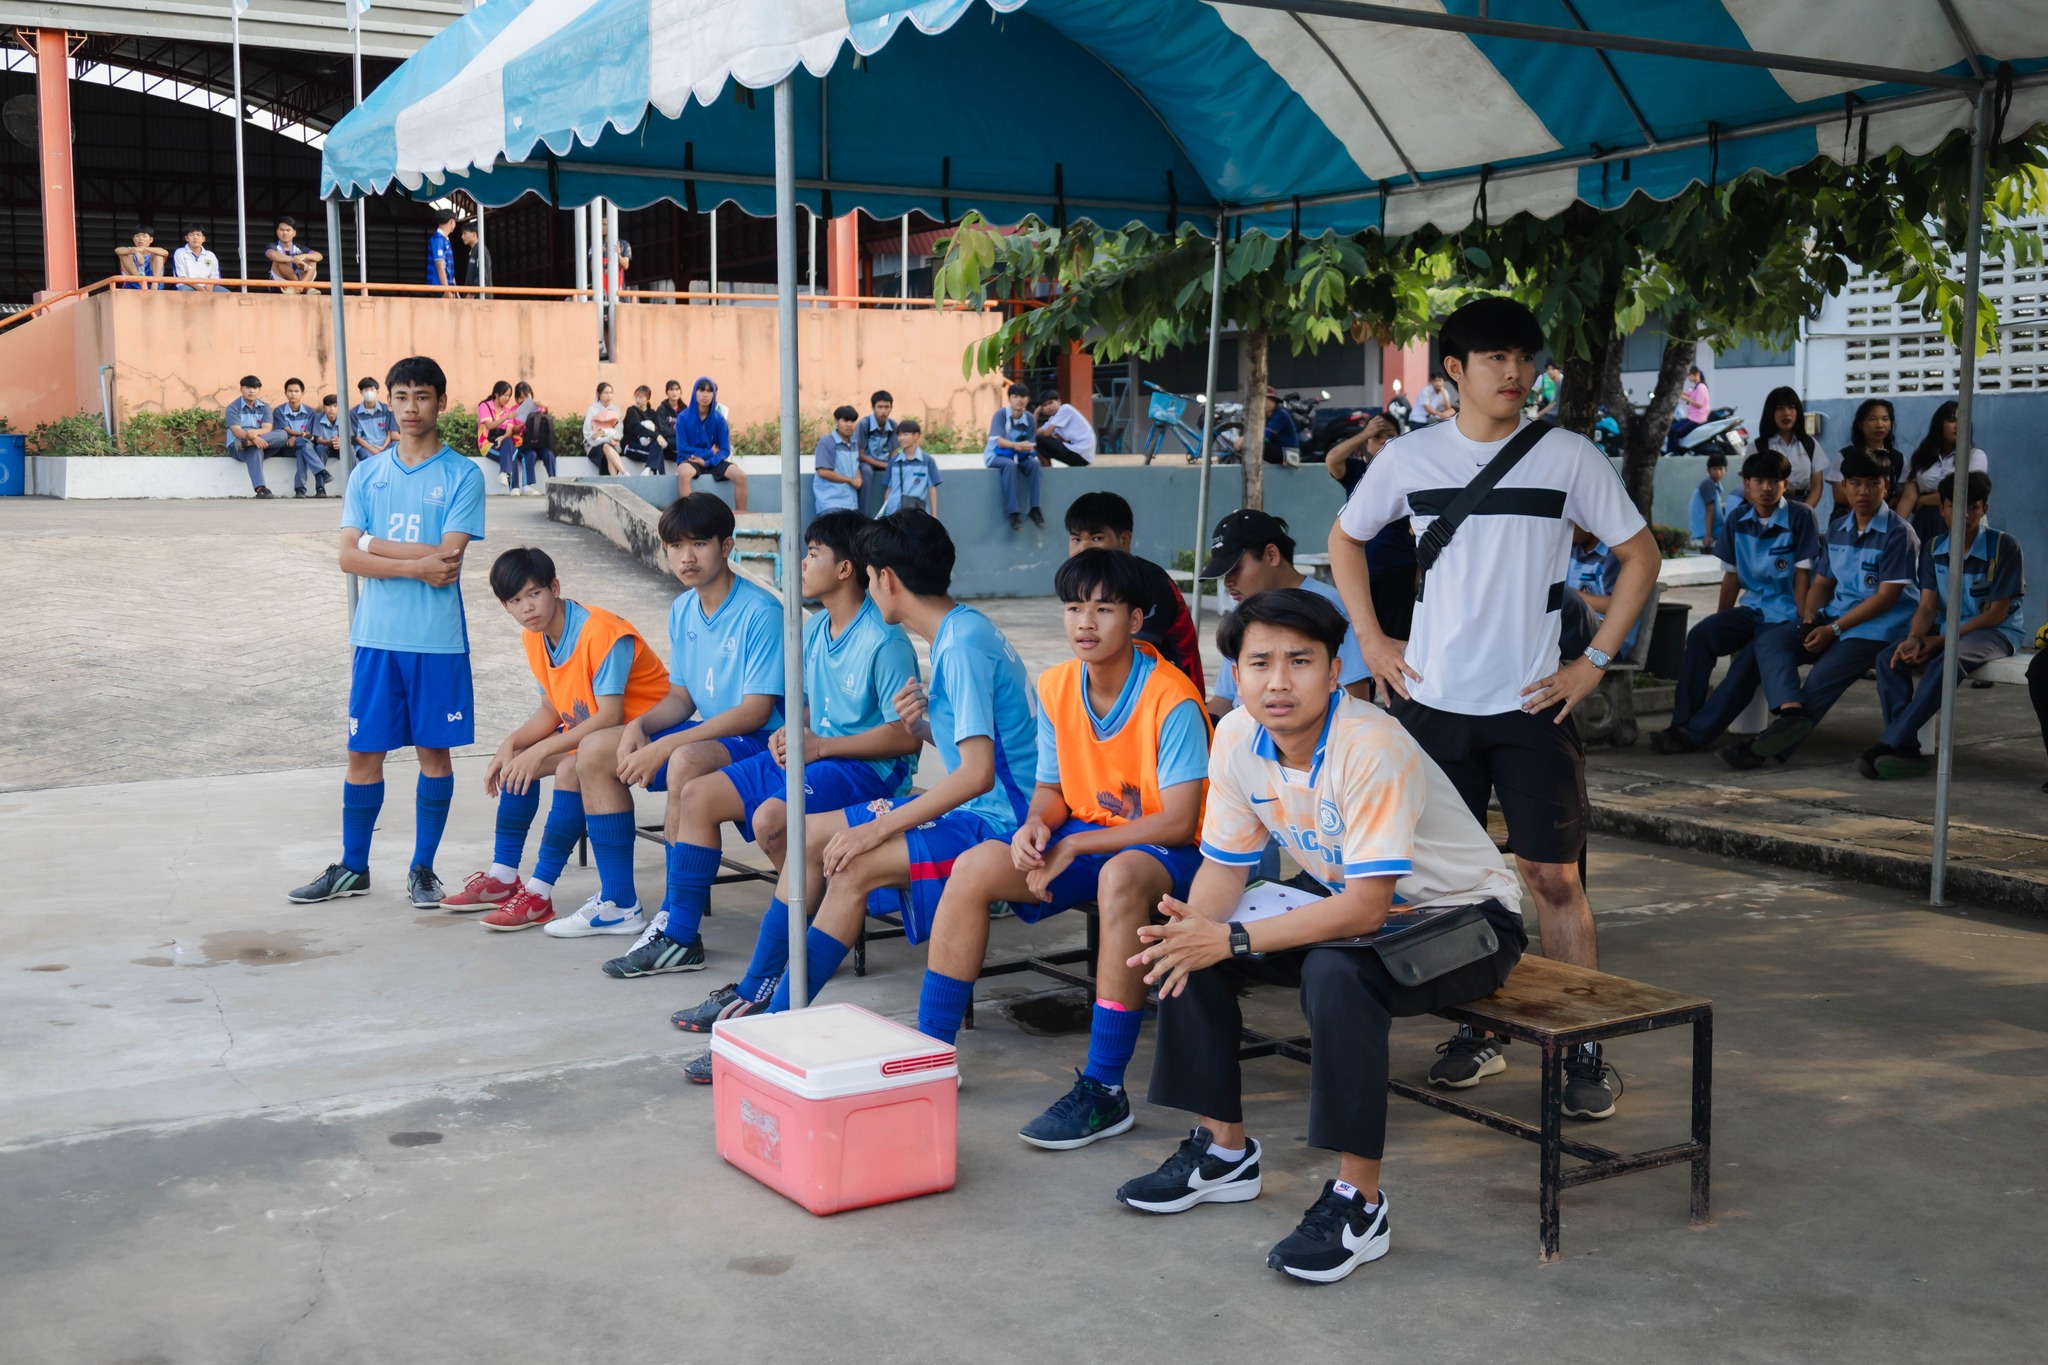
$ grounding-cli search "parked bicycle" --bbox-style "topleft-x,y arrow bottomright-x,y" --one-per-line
1139,380 -> 1241,464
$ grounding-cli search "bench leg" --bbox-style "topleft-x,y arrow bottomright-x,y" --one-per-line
853,916 -> 867,978
1690,1013 -> 1713,1227
577,835 -> 588,868
1538,1039 -> 1565,1263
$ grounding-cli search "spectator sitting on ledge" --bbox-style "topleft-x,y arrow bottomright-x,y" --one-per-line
274,377 -> 327,498
986,382 -> 1043,531
115,225 -> 168,290
266,216 -> 322,294
173,225 -> 225,292
224,375 -> 284,498
1033,388 -> 1096,467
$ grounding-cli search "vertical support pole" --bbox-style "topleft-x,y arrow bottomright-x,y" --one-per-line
327,196 -> 359,620
775,78 -> 809,1007
231,11 -> 249,288
900,212 -> 910,303
1931,86 -> 1992,906
1538,1039 -> 1564,1263
606,198 -> 621,357
476,206 -> 488,293
574,206 -> 589,293
1690,1012 -> 1714,1227
352,16 -> 368,284
808,207 -> 818,304
33,30 -> 76,296
829,213 -> 860,307
710,204 -> 719,296
1188,213 -> 1228,649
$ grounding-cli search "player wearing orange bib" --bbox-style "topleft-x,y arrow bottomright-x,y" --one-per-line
442,547 -> 669,931
918,549 -> 1210,1150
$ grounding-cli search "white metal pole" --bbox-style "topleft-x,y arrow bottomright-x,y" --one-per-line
327,196 -> 359,618
774,78 -> 809,1006
1930,86 -> 1993,906
476,205 -> 487,293
352,16 -> 367,284
606,198 -> 620,354
807,205 -> 817,303
231,8 -> 248,289
709,205 -> 719,295
1189,213 -> 1228,647
900,212 -> 909,302
574,206 -> 589,294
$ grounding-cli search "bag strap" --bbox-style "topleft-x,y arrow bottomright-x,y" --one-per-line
1414,420 -> 1553,587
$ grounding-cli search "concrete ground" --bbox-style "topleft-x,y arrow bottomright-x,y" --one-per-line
4,497 -> 2046,1362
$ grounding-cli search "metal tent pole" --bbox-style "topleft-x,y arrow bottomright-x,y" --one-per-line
574,207 -> 589,294
774,77 -> 810,1006
710,205 -> 719,295
351,15 -> 367,284
231,8 -> 248,289
900,213 -> 909,303
1188,213 -> 1228,649
326,196 -> 358,619
606,198 -> 621,355
1930,86 -> 1993,906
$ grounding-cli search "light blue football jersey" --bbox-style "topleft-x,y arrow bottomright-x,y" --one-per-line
668,574 -> 786,730
927,605 -> 1037,838
805,597 -> 922,790
340,445 -> 486,654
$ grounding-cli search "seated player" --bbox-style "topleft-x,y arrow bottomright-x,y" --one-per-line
1113,589 -> 1524,1284
1065,491 -> 1204,692
1722,449 -> 1920,769
1200,508 -> 1370,716
1865,472 -> 2025,779
1651,450 -> 1820,753
914,549 -> 1208,1149
623,511 -> 923,993
1565,525 -> 1644,659
440,547 -> 671,929
681,509 -> 1037,1082
567,494 -> 786,943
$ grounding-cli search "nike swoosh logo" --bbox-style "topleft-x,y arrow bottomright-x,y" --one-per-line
589,915 -> 628,928
1250,795 -> 1278,805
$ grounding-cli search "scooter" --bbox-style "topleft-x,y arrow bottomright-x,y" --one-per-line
1671,405 -> 1748,461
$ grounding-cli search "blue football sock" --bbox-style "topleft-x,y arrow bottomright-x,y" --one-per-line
586,810 -> 640,908
340,780 -> 384,874
412,773 -> 454,870
530,790 -> 585,887
916,970 -> 976,1046
767,927 -> 852,1013
661,840 -> 724,941
1082,1000 -> 1144,1090
492,786 -> 542,870
737,898 -> 793,1002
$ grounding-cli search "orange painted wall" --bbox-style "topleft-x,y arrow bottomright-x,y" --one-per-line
1,291 -> 1007,435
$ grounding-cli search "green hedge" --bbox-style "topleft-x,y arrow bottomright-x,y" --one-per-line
123,408 -> 226,458
733,412 -> 975,458
28,412 -> 115,457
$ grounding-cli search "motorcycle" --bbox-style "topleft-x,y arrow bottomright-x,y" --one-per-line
1671,405 -> 1748,461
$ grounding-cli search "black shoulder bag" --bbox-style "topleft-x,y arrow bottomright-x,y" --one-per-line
1412,420 -> 1553,601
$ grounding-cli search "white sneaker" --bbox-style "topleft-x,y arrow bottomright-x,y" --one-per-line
542,893 -> 648,938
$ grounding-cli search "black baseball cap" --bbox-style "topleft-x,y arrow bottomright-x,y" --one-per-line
1199,508 -> 1295,579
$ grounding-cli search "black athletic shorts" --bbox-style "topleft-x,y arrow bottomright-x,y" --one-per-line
1391,698 -> 1587,865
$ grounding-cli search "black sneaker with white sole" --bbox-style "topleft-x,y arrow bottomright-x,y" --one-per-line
601,920 -> 706,978
1115,1128 -> 1262,1213
1562,1041 -> 1623,1120
288,863 -> 369,903
1266,1183 -> 1389,1283
1428,1025 -> 1508,1088
406,865 -> 446,909
672,982 -> 772,1032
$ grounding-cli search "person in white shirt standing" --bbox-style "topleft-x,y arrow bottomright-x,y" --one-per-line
1033,388 -> 1097,467
1327,296 -> 1658,1122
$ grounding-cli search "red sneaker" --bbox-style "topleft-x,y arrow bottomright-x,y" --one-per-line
480,889 -> 554,932
442,870 -> 522,912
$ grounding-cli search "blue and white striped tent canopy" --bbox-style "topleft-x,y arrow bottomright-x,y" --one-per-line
322,0 -> 2048,234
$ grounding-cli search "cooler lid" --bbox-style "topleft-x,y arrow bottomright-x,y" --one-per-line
712,1003 -> 956,1093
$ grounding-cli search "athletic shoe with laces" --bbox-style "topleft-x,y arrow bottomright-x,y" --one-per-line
683,1052 -> 715,1084
1874,747 -> 1929,780
1115,1127 -> 1262,1213
1647,726 -> 1699,755
1018,1071 -> 1134,1150
1428,1026 -> 1508,1088
1562,1042 -> 1623,1120
1717,740 -> 1769,771
673,982 -> 771,1032
442,870 -> 522,912
1266,1183 -> 1390,1284
1856,743 -> 1894,780
406,866 -> 446,909
480,888 -> 555,932
600,913 -> 705,975
287,863 -> 369,904
1750,711 -> 1816,759
543,894 -> 648,938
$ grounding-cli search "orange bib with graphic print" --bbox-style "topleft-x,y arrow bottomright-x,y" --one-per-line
523,602 -> 669,732
1038,644 -> 1208,827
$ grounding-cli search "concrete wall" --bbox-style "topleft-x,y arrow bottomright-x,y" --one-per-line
0,290 -> 1007,436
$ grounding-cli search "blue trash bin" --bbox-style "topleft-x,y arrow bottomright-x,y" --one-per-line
0,433 -> 24,496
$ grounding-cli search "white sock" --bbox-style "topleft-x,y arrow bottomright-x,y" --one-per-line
526,877 -> 555,899
488,863 -> 519,884
1207,1140 -> 1247,1163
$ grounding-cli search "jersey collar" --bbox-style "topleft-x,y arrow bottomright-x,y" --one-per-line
1250,693 -> 1341,785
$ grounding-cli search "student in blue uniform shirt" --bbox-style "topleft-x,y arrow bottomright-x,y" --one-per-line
428,209 -> 458,293
853,390 -> 897,517
352,377 -> 396,463
223,376 -> 284,498
1723,448 -> 1920,769
812,405 -> 863,514
288,356 -> 485,909
657,510 -> 925,1011
1688,451 -> 1730,555
986,382 -> 1043,530
1653,450 -> 1823,753
273,377 -> 328,498
1865,472 -> 2025,779
571,494 -> 786,944
311,393 -> 342,488
1566,527 -> 1644,659
682,509 -> 1039,1082
880,418 -> 943,516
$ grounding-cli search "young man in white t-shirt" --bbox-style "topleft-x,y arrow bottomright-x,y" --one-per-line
1327,296 -> 1657,1120
1114,589 -> 1524,1284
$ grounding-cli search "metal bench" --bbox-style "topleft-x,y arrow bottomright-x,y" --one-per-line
573,825 -> 777,903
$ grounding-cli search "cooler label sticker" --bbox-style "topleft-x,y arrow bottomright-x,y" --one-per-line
740,1097 -> 782,1169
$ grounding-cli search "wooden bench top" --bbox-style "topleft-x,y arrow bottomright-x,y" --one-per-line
1455,956 -> 1710,1035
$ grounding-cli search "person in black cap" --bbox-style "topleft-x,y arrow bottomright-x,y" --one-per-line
1200,509 -> 1371,720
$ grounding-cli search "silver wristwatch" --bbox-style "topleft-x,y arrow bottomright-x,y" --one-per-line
1583,645 -> 1612,670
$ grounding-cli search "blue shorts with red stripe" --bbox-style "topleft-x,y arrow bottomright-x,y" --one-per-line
640,720 -> 773,793
842,796 -> 1002,945
1007,819 -> 1202,923
722,752 -> 910,843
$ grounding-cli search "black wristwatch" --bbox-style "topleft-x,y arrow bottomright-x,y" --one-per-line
1228,923 -> 1252,958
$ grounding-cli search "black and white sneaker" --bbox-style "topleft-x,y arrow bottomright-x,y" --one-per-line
601,914 -> 706,978
672,982 -> 772,1032
1266,1183 -> 1390,1284
287,863 -> 369,903
406,865 -> 445,909
1115,1128 -> 1262,1214
683,1052 -> 715,1085
1429,1025 -> 1508,1088
1562,1042 -> 1623,1120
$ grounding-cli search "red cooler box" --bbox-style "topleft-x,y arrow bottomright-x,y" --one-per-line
710,1003 -> 958,1215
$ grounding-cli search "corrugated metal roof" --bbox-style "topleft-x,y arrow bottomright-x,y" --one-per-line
0,1 -> 465,60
